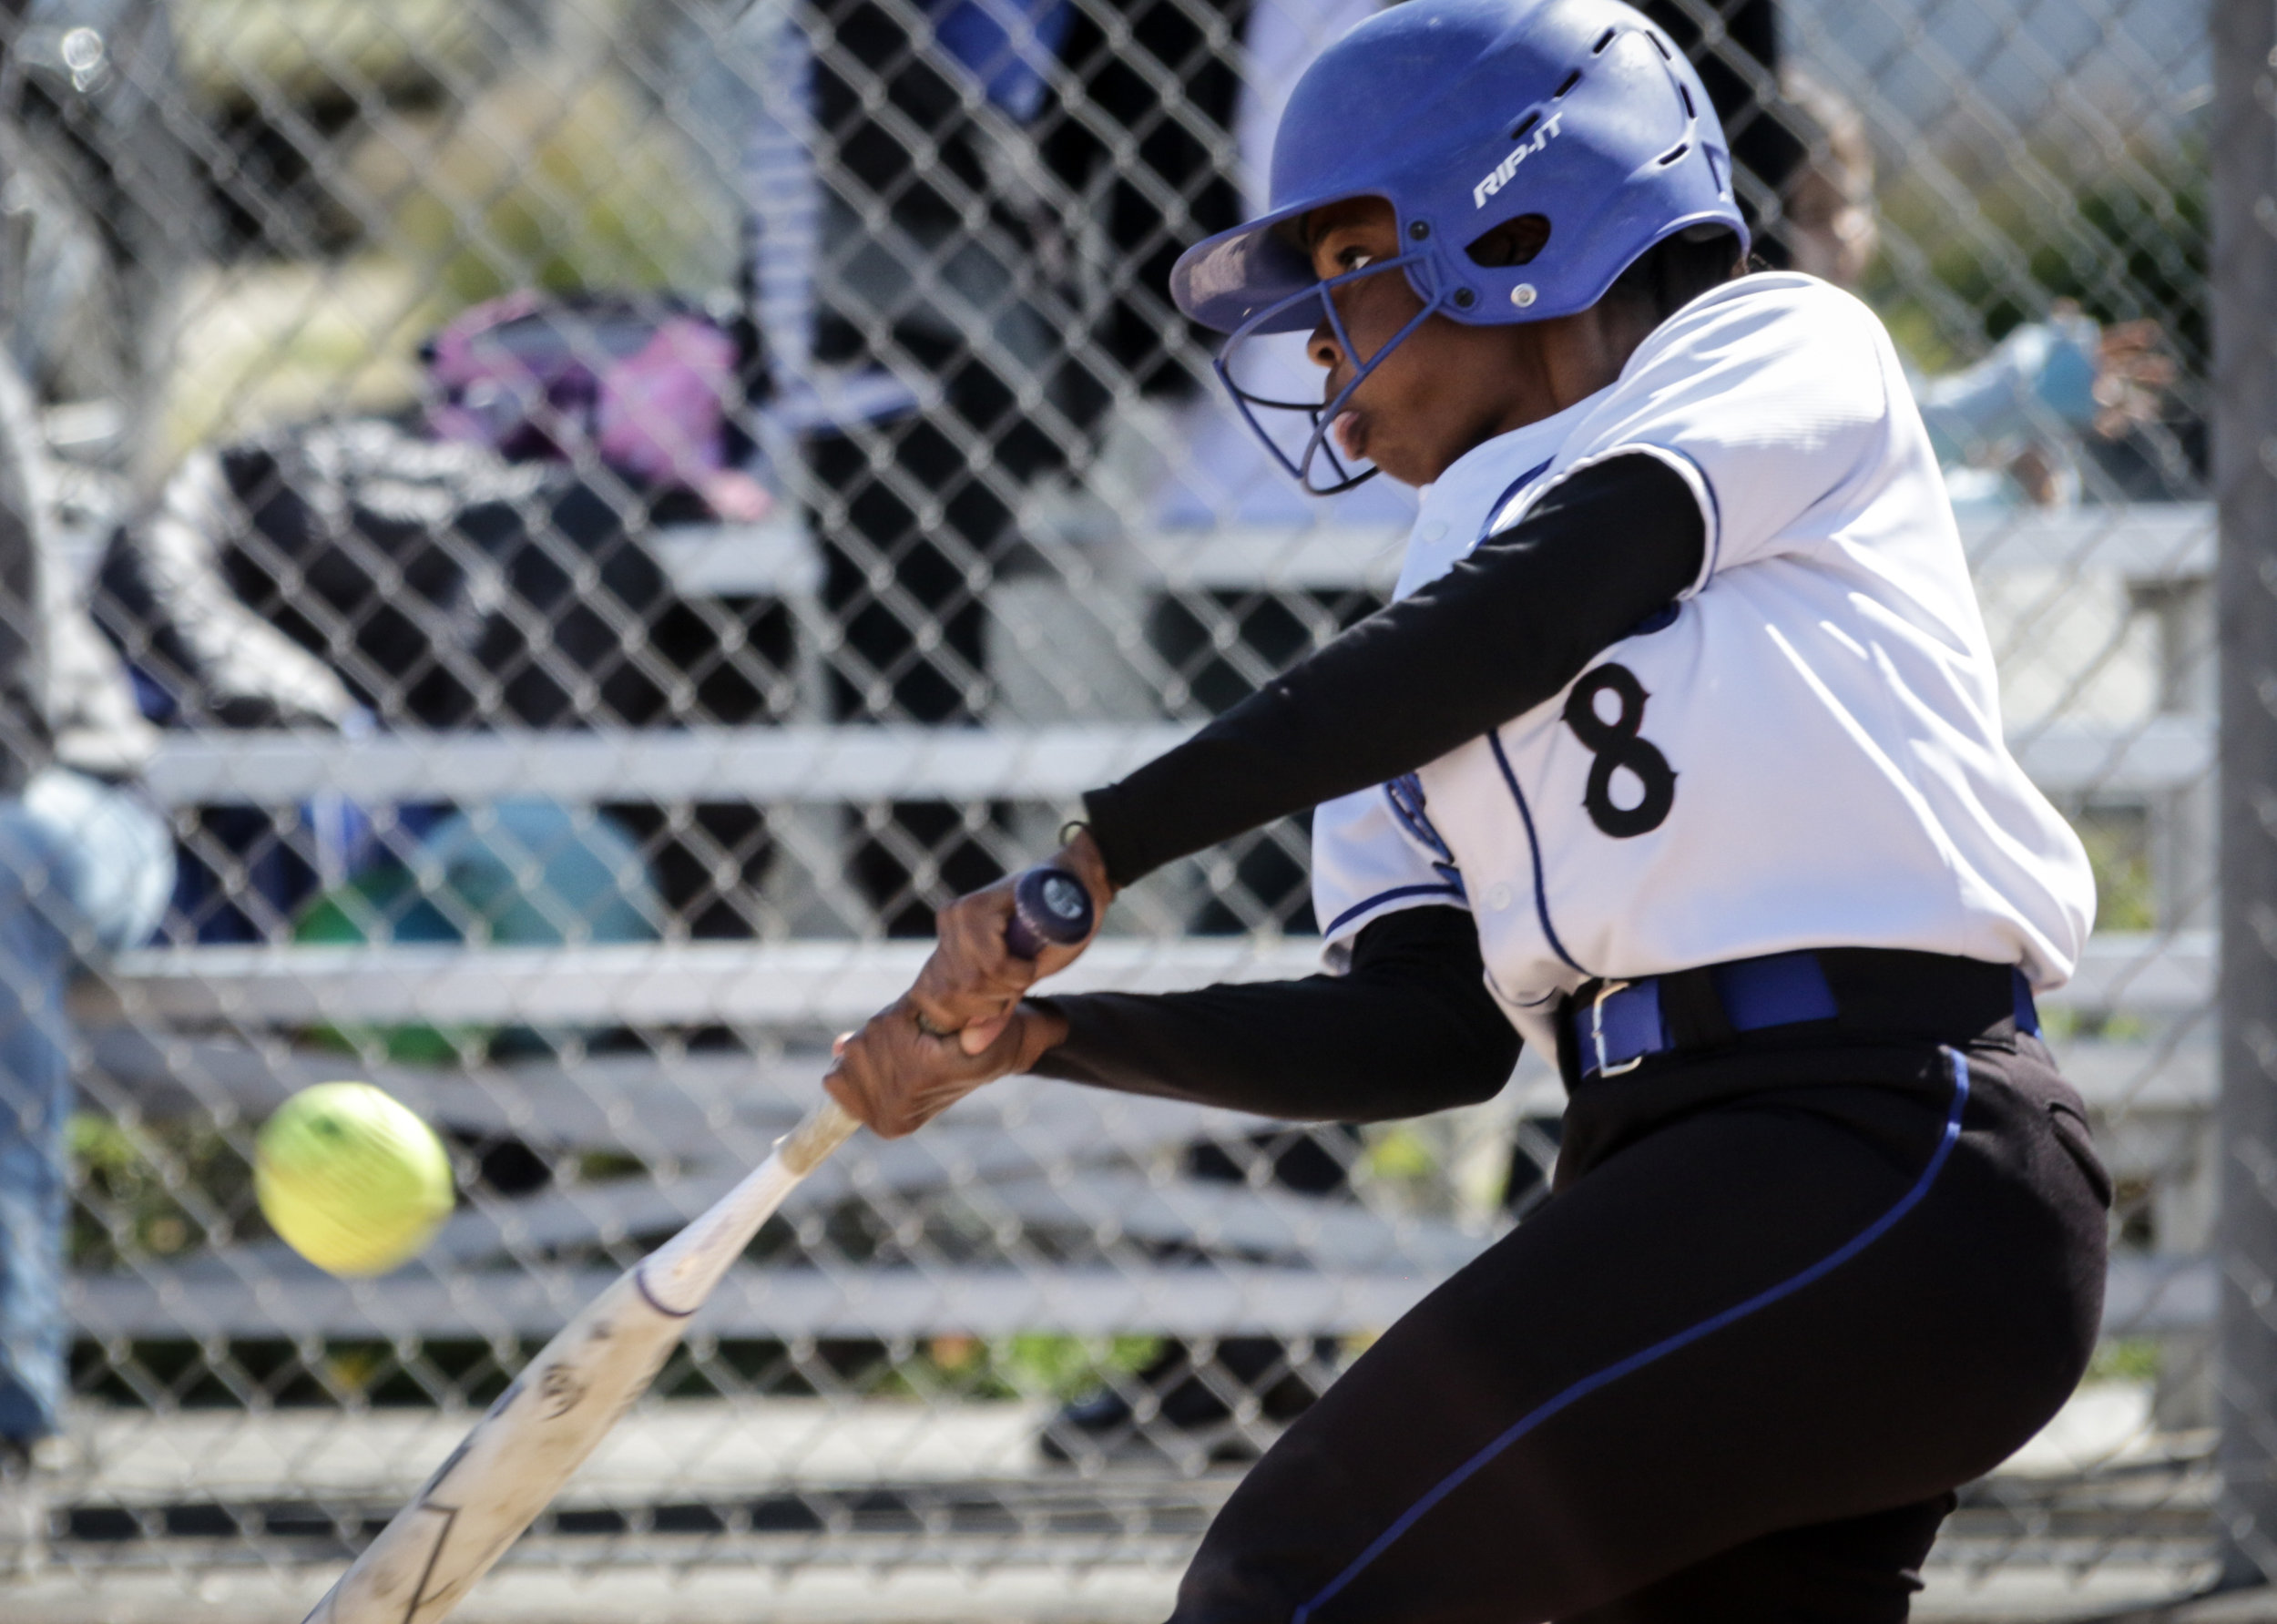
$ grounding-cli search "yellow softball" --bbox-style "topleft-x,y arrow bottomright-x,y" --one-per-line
255,1082 -> 454,1277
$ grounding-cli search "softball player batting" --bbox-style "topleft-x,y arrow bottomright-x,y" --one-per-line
827,0 -> 2109,1616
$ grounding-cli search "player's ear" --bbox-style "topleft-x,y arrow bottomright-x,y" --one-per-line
1466,214 -> 1552,270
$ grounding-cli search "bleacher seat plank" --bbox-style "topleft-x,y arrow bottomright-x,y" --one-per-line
1086,522 -> 1409,591
139,724 -> 1192,806
1059,505 -> 2212,593
2099,1253 -> 2214,1335
1954,502 -> 2212,579
77,932 -> 2215,1028
978,1168 -> 1491,1274
85,1025 -> 2200,1129
2050,1037 -> 2213,1111
81,1037 -> 1299,1167
69,1261 -> 1449,1340
2059,932 -> 2215,1013
82,1032 -> 813,1156
68,1253 -> 2205,1340
180,1148 -> 1464,1280
2006,715 -> 2211,795
137,715 -> 2211,806
61,1398 -> 1064,1507
76,939 -> 1318,1026
648,517 -> 820,598
663,504 -> 2211,598
392,1115 -> 1339,1266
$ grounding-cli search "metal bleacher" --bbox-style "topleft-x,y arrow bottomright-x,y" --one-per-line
66,499 -> 2221,1353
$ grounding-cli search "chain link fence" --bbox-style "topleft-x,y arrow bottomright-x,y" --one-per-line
0,0 -> 2224,1617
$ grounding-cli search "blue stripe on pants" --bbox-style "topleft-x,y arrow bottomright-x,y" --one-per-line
1293,1048 -> 1975,1623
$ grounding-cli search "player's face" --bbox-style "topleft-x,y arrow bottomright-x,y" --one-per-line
1300,199 -> 1575,486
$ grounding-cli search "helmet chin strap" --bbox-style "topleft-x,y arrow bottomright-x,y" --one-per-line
1215,250 -> 1450,495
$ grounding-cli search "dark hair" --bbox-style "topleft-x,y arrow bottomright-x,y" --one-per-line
1606,228 -> 1749,322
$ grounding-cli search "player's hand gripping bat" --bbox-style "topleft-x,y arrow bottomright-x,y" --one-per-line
304,864 -> 1097,1624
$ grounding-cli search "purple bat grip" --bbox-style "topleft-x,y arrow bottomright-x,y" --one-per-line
1004,866 -> 1096,959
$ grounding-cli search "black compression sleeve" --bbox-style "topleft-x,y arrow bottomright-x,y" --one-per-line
1027,905 -> 1518,1122
1082,450 -> 1705,886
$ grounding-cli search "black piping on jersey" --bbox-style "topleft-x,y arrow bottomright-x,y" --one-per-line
1487,729 -> 1589,975
1322,880 -> 1467,941
1289,1046 -> 1976,1623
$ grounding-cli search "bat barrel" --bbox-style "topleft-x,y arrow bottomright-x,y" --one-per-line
303,1098 -> 858,1624
307,869 -> 1063,1622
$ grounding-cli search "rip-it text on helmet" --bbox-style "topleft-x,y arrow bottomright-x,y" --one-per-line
1472,111 -> 1564,209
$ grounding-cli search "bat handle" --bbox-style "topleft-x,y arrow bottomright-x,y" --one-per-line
776,1096 -> 862,1175
792,873 -> 1084,1170
1002,863 -> 1097,960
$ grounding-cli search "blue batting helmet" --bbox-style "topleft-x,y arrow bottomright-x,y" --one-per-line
1170,0 -> 1745,490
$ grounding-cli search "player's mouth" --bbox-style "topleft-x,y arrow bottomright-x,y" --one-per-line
1332,410 -> 1367,461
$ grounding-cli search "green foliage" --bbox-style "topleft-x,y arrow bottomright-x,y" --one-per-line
354,71 -> 738,310
179,0 -> 486,107
889,1333 -> 1164,1402
2074,805 -> 2158,934
70,1114 -> 261,1269
1363,1125 -> 1438,1182
2088,1336 -> 2161,1384
999,1333 -> 1164,1399
1868,139 -> 2207,375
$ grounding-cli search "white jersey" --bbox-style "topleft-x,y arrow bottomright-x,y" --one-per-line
1311,273 -> 2095,1056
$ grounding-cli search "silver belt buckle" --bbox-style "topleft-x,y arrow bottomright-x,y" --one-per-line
1589,979 -> 1643,1078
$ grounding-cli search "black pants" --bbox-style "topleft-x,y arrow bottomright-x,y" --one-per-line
1171,1034 -> 2110,1623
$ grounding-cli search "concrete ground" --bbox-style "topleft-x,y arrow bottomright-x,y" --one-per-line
1,1562 -> 1182,1624
3,1558 -> 2235,1624
0,1382 -> 2230,1623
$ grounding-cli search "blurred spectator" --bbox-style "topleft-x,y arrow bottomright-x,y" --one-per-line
1778,68 -> 2176,507
797,0 -> 1092,934
1773,69 -> 1879,291
0,350 -> 172,1560
0,12 -> 383,1550
0,256 -> 352,1563
672,0 -> 1281,933
0,0 -> 209,484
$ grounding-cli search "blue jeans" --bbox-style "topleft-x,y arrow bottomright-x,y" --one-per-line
0,770 -> 172,1444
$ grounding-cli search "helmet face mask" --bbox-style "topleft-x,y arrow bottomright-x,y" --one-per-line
1171,0 -> 1748,494
1218,247 -> 1448,495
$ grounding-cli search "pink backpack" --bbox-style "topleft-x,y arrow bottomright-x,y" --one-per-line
423,294 -> 771,520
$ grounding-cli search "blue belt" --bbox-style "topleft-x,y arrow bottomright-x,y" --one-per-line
1571,949 -> 2041,1079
